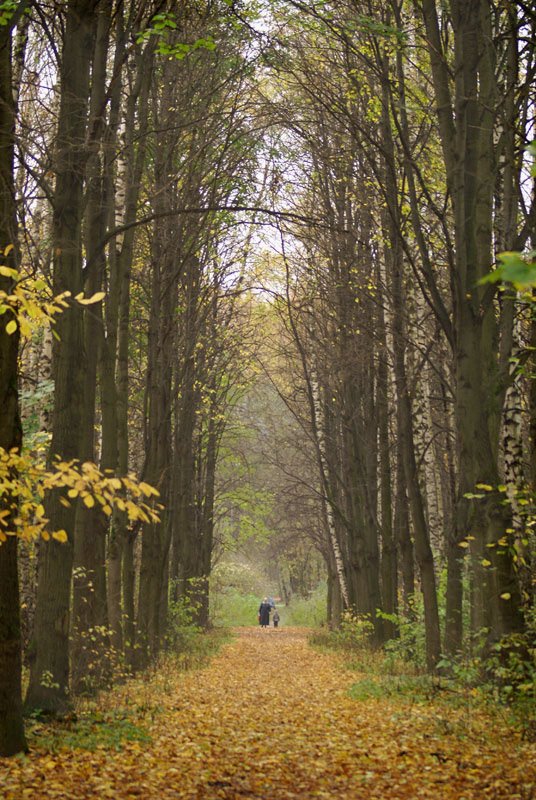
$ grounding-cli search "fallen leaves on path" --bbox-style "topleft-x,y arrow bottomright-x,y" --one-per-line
1,627 -> 534,799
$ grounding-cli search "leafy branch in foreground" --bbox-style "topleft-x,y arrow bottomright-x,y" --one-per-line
0,257 -> 106,338
480,251 -> 536,289
0,448 -> 161,544
480,143 -> 536,288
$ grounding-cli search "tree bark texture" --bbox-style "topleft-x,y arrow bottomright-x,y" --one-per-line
379,64 -> 440,668
0,18 -> 26,753
26,0 -> 99,714
421,0 -> 524,640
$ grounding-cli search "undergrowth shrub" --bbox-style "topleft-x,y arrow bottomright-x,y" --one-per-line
335,611 -> 375,648
312,598 -> 535,738
311,603 -> 427,674
435,618 -> 536,737
166,595 -> 230,669
378,601 -> 427,673
210,588 -> 260,627
485,629 -> 536,736
284,583 -> 327,627
166,596 -> 200,651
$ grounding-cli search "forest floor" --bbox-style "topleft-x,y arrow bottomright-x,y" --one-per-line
1,627 -> 535,799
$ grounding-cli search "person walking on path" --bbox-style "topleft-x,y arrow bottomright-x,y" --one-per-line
273,610 -> 280,628
258,597 -> 271,628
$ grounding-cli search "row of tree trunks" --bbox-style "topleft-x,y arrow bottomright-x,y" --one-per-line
0,0 -> 260,756
421,0 -> 524,642
109,43 -> 153,665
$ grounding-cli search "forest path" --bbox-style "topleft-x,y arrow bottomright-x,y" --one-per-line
2,627 -> 534,799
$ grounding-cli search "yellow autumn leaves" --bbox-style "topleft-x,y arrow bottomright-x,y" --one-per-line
0,244 -> 106,340
0,447 -> 161,544
2,628 -> 532,799
0,245 -> 160,543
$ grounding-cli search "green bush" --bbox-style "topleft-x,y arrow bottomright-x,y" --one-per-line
378,601 -> 428,672
285,583 -> 327,627
166,595 -> 201,652
334,611 -> 375,648
309,602 -> 427,675
166,595 -> 231,669
210,588 -> 261,627
484,625 -> 536,735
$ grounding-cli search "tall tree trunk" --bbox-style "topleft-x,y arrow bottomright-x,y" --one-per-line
72,2 -> 112,695
108,45 -> 153,663
377,273 -> 397,639
136,252 -> 167,667
172,257 -> 200,610
391,268 -> 441,670
26,0 -> 98,714
394,438 -> 414,614
0,11 -> 26,755
310,372 -> 350,609
136,152 -> 174,666
197,404 -> 218,628
441,370 -> 463,655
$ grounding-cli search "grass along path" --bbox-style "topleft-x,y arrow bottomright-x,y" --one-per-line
1,627 -> 534,799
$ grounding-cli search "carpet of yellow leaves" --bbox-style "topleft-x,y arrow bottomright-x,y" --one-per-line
1,627 -> 535,799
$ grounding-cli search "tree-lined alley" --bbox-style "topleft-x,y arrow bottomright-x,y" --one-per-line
0,0 -> 535,770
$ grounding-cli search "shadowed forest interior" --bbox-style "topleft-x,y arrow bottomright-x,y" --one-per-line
0,1 -> 535,796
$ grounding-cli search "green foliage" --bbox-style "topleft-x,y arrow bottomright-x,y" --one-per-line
211,560 -> 267,595
210,587 -> 261,627
135,12 -> 216,60
70,616 -> 127,696
0,1 -> 19,27
324,610 -> 375,649
26,709 -> 151,752
341,611 -> 375,647
379,603 -> 428,672
217,480 -> 276,549
347,677 -> 386,700
284,582 -> 326,627
480,250 -> 536,288
165,591 -> 231,669
484,622 -> 536,734
157,35 -> 216,59
20,379 -> 54,440
432,631 -> 536,738
166,595 -> 202,654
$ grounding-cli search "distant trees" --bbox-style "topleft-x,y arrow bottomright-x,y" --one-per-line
261,0 -> 535,666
